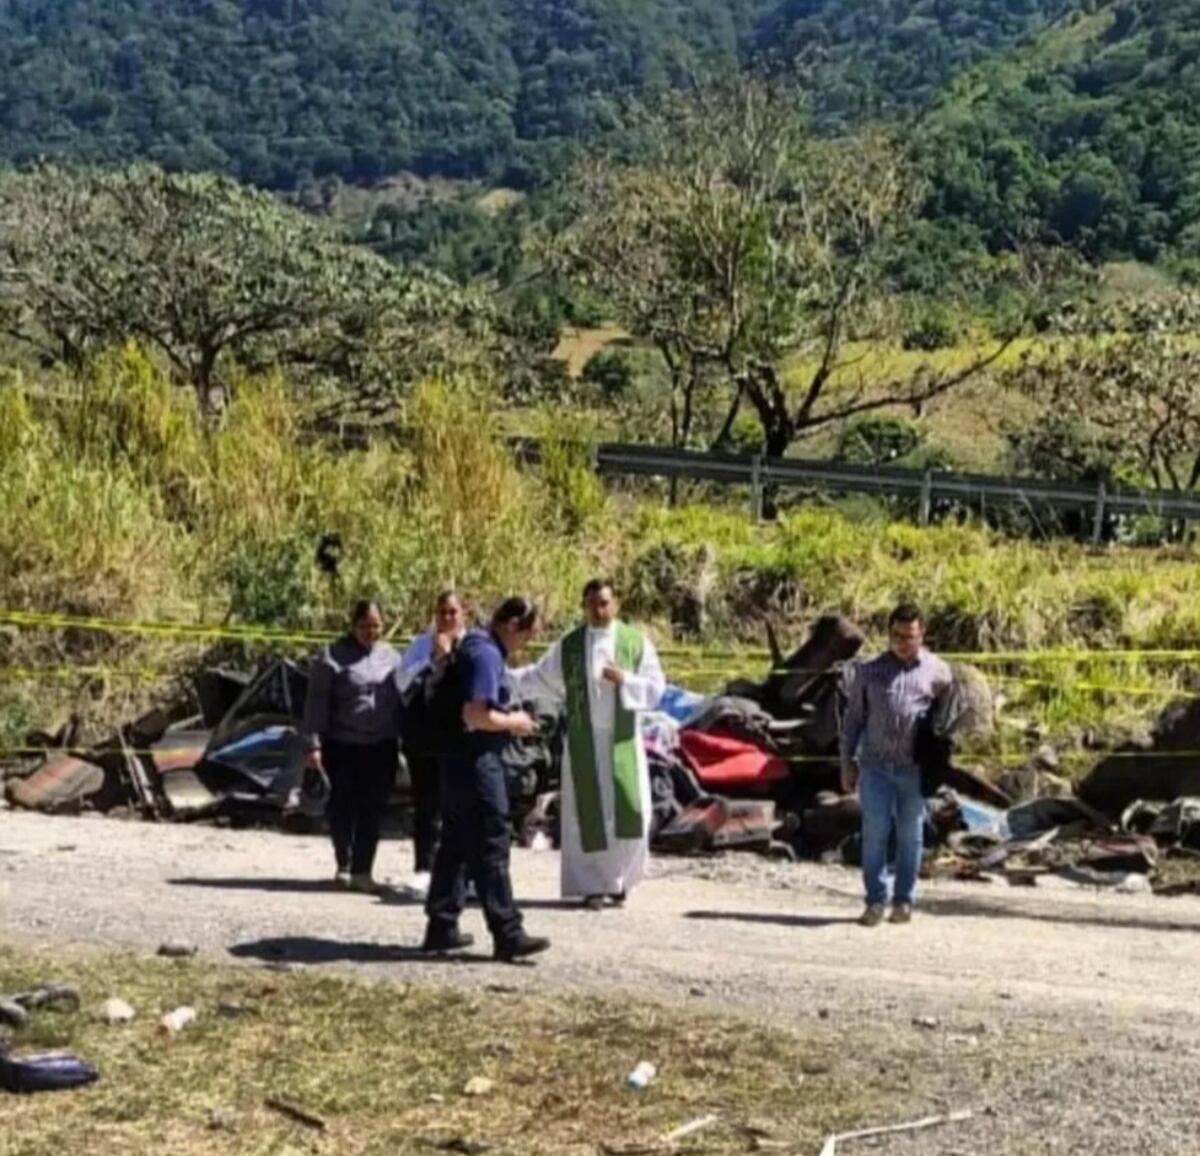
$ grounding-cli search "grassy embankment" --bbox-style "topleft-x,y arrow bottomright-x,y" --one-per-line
0,946 -> 871,1156
1,344 -> 1197,768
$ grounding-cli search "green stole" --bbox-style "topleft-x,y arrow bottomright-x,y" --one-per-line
563,622 -> 645,855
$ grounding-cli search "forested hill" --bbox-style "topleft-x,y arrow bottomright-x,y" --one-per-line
0,0 -> 1070,189
923,0 -> 1200,265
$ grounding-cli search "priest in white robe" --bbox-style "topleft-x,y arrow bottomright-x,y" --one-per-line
510,579 -> 665,908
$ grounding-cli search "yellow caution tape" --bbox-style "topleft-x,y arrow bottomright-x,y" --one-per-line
0,609 -> 333,646
0,666 -> 180,682
7,607 -> 1200,665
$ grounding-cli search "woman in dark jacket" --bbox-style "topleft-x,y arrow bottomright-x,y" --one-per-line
398,590 -> 468,891
303,600 -> 401,892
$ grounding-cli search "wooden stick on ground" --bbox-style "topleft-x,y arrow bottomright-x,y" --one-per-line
264,1096 -> 328,1131
818,1109 -> 974,1156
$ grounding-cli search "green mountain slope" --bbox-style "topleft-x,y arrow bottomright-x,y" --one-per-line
0,0 -> 1070,188
923,0 -> 1200,263
0,0 -> 740,187
751,0 -> 1077,124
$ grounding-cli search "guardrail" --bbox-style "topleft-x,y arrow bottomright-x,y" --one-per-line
591,444 -> 1200,539
312,421 -> 1200,541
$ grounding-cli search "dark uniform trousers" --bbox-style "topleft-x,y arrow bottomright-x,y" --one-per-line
324,738 -> 397,876
405,751 -> 443,874
425,748 -> 523,945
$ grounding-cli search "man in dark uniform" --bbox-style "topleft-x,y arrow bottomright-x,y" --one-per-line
421,597 -> 551,963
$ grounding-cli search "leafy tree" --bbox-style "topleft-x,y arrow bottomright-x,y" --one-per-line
1006,293 -> 1200,491
0,166 -> 488,415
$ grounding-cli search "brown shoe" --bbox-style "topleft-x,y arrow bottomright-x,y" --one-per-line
858,904 -> 886,928
890,904 -> 913,925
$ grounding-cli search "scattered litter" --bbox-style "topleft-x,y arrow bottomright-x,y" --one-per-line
463,1076 -> 495,1097
663,1114 -> 720,1143
264,1096 -> 327,1131
912,1016 -> 939,1031
157,941 -> 198,959
159,1007 -> 197,1034
208,1106 -> 238,1132
817,1109 -> 974,1156
96,998 -> 135,1025
429,1139 -> 493,1155
0,982 -> 83,1029
0,1000 -> 30,1030
0,1050 -> 100,1094
12,982 -> 80,1013
626,1061 -> 657,1090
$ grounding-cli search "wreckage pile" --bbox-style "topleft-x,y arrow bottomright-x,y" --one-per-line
4,619 -> 1200,895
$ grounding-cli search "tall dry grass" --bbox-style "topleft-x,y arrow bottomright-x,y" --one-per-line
3,343 -> 1200,750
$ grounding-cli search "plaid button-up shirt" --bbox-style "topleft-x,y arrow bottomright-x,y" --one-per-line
839,648 -> 952,774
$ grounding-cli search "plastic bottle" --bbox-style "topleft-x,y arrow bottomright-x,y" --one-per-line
625,1061 -> 657,1090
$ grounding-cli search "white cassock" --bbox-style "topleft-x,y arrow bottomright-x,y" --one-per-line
511,624 -> 665,899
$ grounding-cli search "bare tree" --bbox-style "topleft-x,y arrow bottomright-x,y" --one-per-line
555,76 -> 1024,471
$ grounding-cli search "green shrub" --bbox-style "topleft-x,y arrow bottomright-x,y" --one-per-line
836,416 -> 922,465
581,349 -> 635,398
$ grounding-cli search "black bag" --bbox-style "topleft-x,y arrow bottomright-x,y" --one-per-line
914,708 -> 953,798
400,656 -> 465,757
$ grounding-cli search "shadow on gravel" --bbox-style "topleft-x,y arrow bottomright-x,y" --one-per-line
918,894 -> 1200,934
228,935 -> 495,966
171,877 -> 426,906
685,910 -> 858,929
172,876 -> 341,894
513,899 -> 597,911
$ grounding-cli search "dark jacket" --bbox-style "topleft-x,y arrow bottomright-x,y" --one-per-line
302,637 -> 400,750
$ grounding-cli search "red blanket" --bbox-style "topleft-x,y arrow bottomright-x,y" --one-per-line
679,730 -> 789,791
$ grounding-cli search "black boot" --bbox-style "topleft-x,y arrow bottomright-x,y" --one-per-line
494,931 -> 551,963
421,926 -> 475,954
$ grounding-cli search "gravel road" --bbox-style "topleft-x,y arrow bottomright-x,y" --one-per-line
3,810 -> 1200,1154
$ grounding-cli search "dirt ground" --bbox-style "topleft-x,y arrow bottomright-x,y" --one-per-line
3,810 -> 1200,1154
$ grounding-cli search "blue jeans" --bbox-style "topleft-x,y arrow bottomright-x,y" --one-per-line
859,765 -> 925,907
